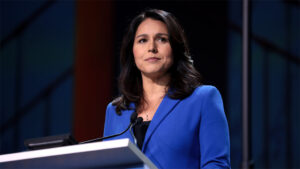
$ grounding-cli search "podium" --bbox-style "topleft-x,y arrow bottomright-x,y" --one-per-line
0,138 -> 157,169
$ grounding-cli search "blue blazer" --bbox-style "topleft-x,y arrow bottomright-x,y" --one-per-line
104,85 -> 230,169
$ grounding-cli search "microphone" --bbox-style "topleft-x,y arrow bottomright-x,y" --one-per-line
79,111 -> 141,144
136,117 -> 143,124
130,116 -> 143,144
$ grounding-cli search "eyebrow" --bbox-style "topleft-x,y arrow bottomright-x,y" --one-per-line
135,33 -> 169,39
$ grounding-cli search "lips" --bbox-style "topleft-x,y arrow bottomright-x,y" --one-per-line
145,57 -> 161,62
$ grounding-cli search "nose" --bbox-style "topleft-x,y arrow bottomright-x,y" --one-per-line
148,40 -> 158,53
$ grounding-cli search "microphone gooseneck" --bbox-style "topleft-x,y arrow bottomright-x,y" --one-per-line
79,111 -> 139,144
129,116 -> 144,144
130,111 -> 138,124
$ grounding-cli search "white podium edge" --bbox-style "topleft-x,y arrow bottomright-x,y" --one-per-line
0,138 -> 157,169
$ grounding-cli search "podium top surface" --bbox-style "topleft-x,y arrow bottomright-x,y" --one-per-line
0,138 -> 157,169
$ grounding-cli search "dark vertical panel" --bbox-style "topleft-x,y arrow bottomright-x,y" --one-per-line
284,4 -> 292,168
263,50 -> 269,168
0,0 -> 4,153
229,1 -> 299,168
44,95 -> 51,136
0,0 -> 75,154
74,1 -> 114,142
14,37 -> 22,152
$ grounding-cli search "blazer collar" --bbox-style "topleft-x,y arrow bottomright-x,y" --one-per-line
142,94 -> 181,152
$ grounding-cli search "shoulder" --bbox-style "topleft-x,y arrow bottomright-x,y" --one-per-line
193,85 -> 226,119
176,85 -> 223,113
190,85 -> 222,99
106,102 -> 115,112
105,102 -> 115,121
189,85 -> 224,113
105,101 -> 135,117
105,102 -> 116,115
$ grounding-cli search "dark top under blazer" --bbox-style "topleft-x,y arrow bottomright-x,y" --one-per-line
103,85 -> 231,169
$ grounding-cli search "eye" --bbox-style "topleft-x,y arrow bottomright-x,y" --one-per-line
157,37 -> 169,43
138,38 -> 147,43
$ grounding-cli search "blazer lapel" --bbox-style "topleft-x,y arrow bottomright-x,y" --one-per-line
142,95 -> 181,152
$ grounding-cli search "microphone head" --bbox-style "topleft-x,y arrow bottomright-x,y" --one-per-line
130,111 -> 138,124
136,117 -> 143,125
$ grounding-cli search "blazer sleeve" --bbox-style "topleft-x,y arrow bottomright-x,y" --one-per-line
199,86 -> 231,169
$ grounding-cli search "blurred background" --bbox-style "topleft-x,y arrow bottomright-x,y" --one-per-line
0,0 -> 299,168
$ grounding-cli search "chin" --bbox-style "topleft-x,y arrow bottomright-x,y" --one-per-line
142,70 -> 169,79
143,68 -> 162,75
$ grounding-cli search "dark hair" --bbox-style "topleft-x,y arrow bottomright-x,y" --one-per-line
112,9 -> 202,115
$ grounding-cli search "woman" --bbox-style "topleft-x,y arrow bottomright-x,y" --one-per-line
104,9 -> 230,169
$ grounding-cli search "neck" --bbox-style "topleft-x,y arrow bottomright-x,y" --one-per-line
141,73 -> 170,102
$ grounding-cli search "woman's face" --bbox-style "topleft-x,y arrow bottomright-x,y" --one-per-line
133,18 -> 173,79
